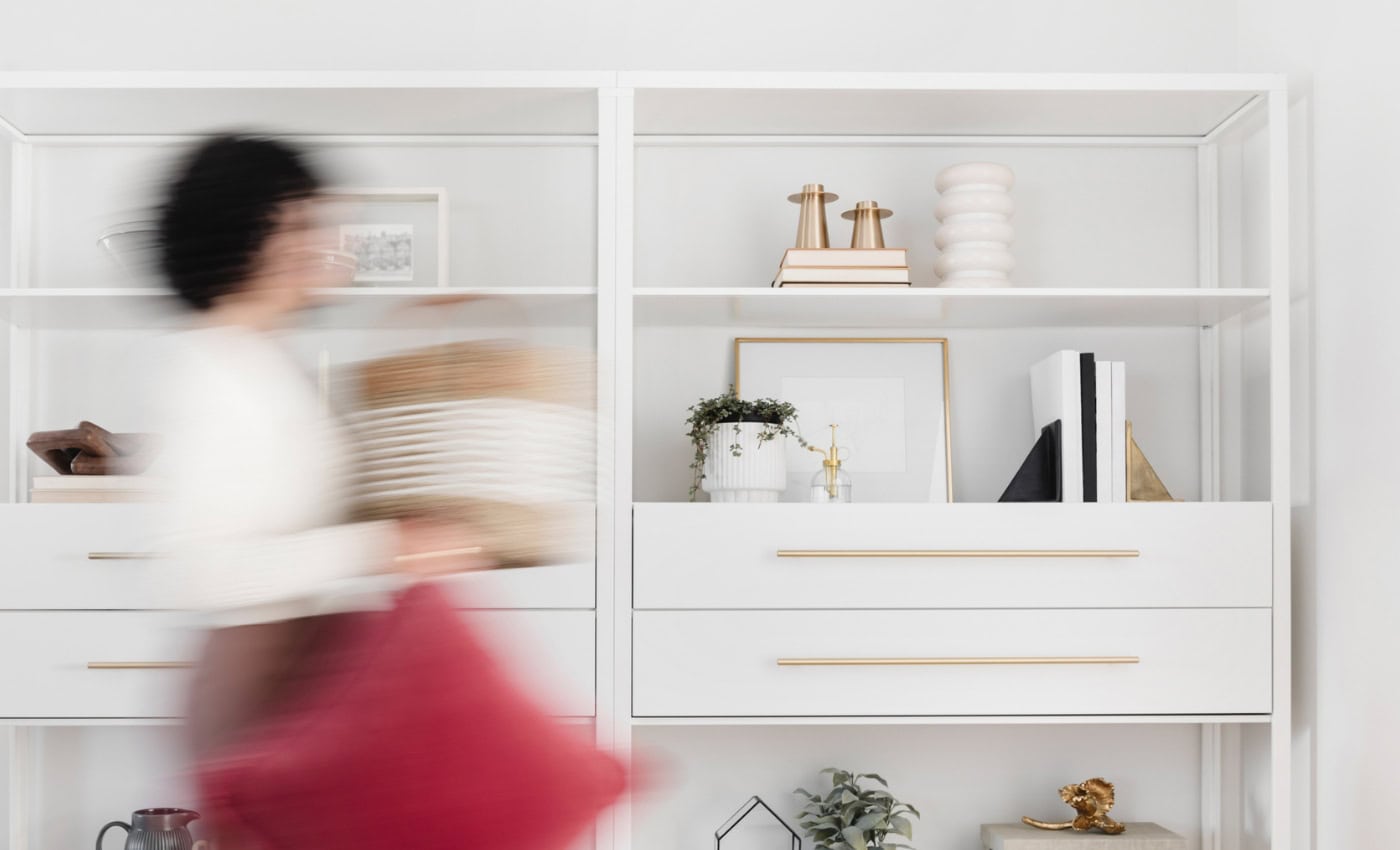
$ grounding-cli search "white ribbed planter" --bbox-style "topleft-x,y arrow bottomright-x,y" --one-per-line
700,422 -> 787,503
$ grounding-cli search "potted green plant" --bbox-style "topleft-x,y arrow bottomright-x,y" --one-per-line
686,389 -> 805,501
795,769 -> 920,850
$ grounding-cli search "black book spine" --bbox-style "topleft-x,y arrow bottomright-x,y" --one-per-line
1079,352 -> 1097,502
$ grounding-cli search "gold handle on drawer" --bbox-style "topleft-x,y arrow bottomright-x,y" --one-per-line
87,552 -> 163,561
775,549 -> 1140,559
87,662 -> 194,670
776,656 -> 1140,667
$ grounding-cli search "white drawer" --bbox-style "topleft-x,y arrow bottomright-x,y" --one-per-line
633,609 -> 1271,717
0,610 -> 594,719
0,505 -> 593,610
634,503 -> 1271,609
474,610 -> 596,718
437,563 -> 595,610
0,505 -> 168,609
0,611 -> 197,718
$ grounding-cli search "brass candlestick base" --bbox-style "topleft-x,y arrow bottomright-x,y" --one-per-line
787,183 -> 839,249
840,200 -> 894,249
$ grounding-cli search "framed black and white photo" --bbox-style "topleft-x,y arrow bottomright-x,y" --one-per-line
322,187 -> 448,286
339,223 -> 414,282
734,337 -> 952,502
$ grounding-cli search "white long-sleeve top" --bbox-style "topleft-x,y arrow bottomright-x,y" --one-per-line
152,324 -> 398,626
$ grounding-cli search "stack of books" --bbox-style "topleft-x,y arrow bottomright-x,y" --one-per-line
1026,350 -> 1128,503
30,475 -> 165,503
772,248 -> 911,288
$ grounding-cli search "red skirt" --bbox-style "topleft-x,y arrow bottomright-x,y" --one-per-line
188,583 -> 624,850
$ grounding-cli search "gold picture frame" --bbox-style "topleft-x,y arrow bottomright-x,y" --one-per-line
734,337 -> 953,502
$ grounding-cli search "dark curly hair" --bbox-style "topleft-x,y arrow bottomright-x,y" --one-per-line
157,134 -> 322,311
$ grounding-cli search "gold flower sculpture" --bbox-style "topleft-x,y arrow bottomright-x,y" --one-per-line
1022,777 -> 1126,835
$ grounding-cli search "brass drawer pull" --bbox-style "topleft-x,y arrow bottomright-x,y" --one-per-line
776,549 -> 1140,559
777,656 -> 1140,667
87,662 -> 194,670
87,552 -> 163,561
394,546 -> 483,564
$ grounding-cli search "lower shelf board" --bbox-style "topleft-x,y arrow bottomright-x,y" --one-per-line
627,714 -> 1274,726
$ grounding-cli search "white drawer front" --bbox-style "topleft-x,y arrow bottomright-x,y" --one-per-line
0,612 -> 197,718
633,609 -> 1271,717
473,610 -> 596,718
635,503 -> 1271,609
438,563 -> 595,610
0,610 -> 594,719
0,505 -> 169,609
0,505 -> 593,610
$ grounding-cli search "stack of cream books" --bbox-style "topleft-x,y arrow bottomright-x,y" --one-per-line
772,248 -> 911,287
31,476 -> 166,503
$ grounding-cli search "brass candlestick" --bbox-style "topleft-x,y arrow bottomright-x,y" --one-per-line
840,200 -> 894,249
787,183 -> 839,249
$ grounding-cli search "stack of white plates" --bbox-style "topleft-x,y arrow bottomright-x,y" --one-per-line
337,341 -> 596,568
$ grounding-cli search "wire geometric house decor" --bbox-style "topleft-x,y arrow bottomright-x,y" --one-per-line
715,796 -> 802,850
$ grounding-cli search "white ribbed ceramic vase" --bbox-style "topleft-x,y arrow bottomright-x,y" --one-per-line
701,422 -> 787,503
933,162 -> 1016,287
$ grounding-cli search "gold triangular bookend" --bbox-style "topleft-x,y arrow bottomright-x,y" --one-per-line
1126,421 -> 1175,502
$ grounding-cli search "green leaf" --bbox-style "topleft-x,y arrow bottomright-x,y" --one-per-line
889,817 -> 913,839
854,813 -> 887,832
841,790 -> 858,805
841,828 -> 869,850
901,803 -> 921,818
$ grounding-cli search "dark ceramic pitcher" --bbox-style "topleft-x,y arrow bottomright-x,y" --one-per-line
96,808 -> 208,850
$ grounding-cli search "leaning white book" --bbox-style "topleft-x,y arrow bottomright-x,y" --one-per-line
1110,361 -> 1127,502
1028,350 -> 1083,503
1095,360 -> 1112,503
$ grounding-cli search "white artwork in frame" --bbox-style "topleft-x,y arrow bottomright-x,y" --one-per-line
734,338 -> 953,503
340,223 -> 414,282
321,187 -> 449,287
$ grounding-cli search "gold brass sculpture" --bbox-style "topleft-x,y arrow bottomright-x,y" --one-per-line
1022,777 -> 1127,835
788,183 -> 839,249
840,200 -> 894,249
1126,421 -> 1175,502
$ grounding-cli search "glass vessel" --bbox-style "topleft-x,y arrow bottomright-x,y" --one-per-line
807,424 -> 852,503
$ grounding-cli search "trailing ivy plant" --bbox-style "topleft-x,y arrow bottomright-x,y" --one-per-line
685,388 -> 806,500
795,768 -> 920,850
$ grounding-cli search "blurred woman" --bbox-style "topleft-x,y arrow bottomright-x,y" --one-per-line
152,134 -> 487,827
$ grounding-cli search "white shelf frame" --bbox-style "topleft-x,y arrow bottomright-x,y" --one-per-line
0,72 -> 1292,850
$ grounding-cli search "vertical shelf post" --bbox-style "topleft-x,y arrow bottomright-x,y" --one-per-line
7,138 -> 33,504
1267,85 -> 1294,850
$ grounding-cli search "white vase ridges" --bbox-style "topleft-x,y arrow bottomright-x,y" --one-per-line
701,422 -> 787,503
933,161 -> 1015,287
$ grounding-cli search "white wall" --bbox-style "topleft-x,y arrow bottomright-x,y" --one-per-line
0,0 -> 1237,73
1237,2 -> 1400,848
10,1 -> 1400,849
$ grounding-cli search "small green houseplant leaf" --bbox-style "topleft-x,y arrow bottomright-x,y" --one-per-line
685,387 -> 806,499
794,768 -> 920,850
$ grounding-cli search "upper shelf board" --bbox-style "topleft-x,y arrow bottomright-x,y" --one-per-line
632,287 -> 1271,329
0,72 -> 1282,138
625,72 -> 1281,137
0,287 -> 598,329
0,72 -> 609,136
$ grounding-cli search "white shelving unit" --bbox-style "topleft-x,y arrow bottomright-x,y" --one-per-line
1,72 -> 1290,850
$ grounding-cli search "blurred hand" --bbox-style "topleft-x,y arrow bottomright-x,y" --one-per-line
392,519 -> 495,577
